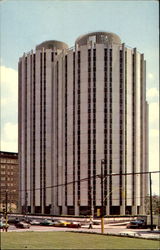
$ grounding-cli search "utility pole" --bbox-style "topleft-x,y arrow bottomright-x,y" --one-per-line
5,191 -> 8,231
5,191 -> 8,215
89,185 -> 93,229
101,159 -> 105,234
25,192 -> 28,217
91,186 -> 93,217
149,172 -> 153,231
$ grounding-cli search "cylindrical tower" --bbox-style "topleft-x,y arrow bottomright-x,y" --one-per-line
54,32 -> 148,215
18,40 -> 68,214
19,33 -> 148,216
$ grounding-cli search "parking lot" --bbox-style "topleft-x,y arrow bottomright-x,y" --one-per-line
1,221 -> 159,240
0,214 -> 159,240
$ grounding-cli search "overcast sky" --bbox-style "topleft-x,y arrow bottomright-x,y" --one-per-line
0,0 -> 159,194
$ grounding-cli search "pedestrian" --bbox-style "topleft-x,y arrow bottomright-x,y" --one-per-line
5,224 -> 9,232
3,224 -> 9,232
88,216 -> 93,229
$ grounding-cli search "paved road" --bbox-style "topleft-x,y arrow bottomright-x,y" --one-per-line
6,224 -> 160,240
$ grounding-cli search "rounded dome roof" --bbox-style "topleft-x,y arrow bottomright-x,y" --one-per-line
75,32 -> 121,46
36,40 -> 69,50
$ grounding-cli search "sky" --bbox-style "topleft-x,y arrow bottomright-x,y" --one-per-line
0,0 -> 159,194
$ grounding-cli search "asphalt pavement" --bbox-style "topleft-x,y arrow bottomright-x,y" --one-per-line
4,224 -> 160,240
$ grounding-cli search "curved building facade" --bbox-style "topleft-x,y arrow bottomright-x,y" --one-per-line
19,32 -> 148,215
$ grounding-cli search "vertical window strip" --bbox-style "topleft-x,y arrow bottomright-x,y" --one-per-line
119,50 -> 123,205
124,51 -> 127,209
109,48 -> 112,206
140,55 -> 143,204
19,61 -> 22,207
33,54 -> 36,208
88,49 -> 91,210
73,52 -> 75,208
93,48 -> 96,207
40,53 -> 43,209
43,52 -> 46,210
30,55 -> 32,209
104,48 -> 108,206
24,57 -> 28,211
77,51 -> 81,204
132,53 -> 135,205
56,61 -> 59,206
51,52 -> 54,62
65,55 -> 68,206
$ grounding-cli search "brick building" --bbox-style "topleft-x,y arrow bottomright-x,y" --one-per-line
0,151 -> 19,212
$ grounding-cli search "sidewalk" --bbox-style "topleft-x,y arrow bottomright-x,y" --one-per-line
6,223 -> 160,240
77,225 -> 160,240
75,229 -> 160,240
135,229 -> 160,239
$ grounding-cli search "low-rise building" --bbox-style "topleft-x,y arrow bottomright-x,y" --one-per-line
0,151 -> 19,212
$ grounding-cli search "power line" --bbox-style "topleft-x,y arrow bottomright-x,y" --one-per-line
1,193 -> 159,202
1,170 -> 159,194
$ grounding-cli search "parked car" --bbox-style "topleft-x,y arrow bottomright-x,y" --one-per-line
0,221 -> 9,231
14,217 -> 20,224
52,221 -> 62,227
23,218 -> 31,224
30,220 -> 40,225
8,217 -> 17,224
15,221 -> 30,229
67,222 -> 81,228
40,219 -> 54,226
0,221 -> 5,229
52,220 -> 70,227
126,220 -> 145,229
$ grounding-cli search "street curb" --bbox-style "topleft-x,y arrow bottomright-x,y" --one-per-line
68,230 -> 160,241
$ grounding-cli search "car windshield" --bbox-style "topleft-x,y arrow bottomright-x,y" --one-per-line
130,221 -> 142,224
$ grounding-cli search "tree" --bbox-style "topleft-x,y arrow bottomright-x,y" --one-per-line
144,195 -> 160,215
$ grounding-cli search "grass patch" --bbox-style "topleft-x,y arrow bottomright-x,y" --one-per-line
1,231 -> 159,249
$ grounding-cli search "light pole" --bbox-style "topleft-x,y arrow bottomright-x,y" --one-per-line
149,172 -> 153,231
5,191 -> 8,215
25,192 -> 28,217
88,185 -> 94,229
90,185 -> 94,217
101,159 -> 105,234
4,190 -> 8,230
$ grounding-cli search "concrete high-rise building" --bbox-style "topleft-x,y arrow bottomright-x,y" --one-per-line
19,32 -> 148,216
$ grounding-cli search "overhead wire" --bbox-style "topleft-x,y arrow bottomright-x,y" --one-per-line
1,170 -> 159,194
